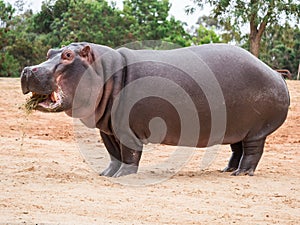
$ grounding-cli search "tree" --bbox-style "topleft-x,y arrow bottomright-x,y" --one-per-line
0,0 -> 15,48
30,0 -> 192,48
0,0 -> 20,77
0,0 -> 193,77
31,0 -> 71,34
0,0 -> 51,77
123,0 -> 191,47
31,0 -> 136,48
260,23 -> 300,78
188,0 -> 300,57
123,0 -> 171,40
192,25 -> 222,45
13,0 -> 25,13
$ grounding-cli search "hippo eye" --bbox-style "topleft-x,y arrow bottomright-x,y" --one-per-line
62,50 -> 74,60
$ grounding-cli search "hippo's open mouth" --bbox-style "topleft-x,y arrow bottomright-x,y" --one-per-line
25,89 -> 64,113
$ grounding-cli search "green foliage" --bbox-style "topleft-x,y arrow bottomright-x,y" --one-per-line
189,0 -> 300,56
31,0 -> 71,34
0,0 -> 15,50
123,0 -> 191,47
123,0 -> 170,38
192,25 -> 222,45
260,24 -> 300,78
0,52 -> 20,77
42,0 -> 135,47
0,0 -> 14,27
0,5 -> 50,77
0,0 -> 299,78
0,0 -> 192,77
28,0 -> 192,48
0,0 -> 19,77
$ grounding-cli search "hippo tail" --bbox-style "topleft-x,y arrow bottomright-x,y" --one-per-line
275,69 -> 291,107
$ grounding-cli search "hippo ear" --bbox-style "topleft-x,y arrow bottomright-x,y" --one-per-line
80,45 -> 95,64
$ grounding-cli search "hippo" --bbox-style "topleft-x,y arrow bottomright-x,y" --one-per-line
20,42 -> 290,177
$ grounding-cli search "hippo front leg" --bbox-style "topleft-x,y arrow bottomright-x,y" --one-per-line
113,140 -> 143,178
100,156 -> 122,177
100,132 -> 122,177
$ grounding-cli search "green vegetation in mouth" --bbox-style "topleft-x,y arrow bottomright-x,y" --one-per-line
24,94 -> 48,113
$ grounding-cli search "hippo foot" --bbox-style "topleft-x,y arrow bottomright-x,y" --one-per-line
100,160 -> 122,177
222,166 -> 237,173
112,163 -> 138,178
231,168 -> 255,176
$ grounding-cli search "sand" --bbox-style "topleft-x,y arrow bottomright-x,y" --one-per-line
0,78 -> 299,224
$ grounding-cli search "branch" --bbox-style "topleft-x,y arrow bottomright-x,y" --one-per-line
249,0 -> 258,36
257,20 -> 267,38
257,0 -> 275,38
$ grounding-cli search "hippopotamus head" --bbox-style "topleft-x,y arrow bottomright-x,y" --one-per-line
21,43 -> 107,118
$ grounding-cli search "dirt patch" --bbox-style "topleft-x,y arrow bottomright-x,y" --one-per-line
0,78 -> 299,224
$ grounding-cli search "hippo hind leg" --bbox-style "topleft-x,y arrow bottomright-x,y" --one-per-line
231,138 -> 266,176
222,141 -> 243,172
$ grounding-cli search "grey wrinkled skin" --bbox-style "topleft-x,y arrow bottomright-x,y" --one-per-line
20,42 -> 290,177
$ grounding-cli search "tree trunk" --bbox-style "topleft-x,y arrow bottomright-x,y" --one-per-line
249,19 -> 267,58
249,35 -> 261,58
249,0 -> 272,57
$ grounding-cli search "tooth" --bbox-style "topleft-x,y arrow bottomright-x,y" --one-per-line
51,92 -> 58,102
50,93 -> 54,102
54,92 -> 58,102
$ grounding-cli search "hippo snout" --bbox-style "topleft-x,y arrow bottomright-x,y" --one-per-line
20,66 -> 56,95
21,67 -> 33,94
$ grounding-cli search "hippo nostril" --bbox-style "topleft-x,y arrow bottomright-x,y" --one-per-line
32,67 -> 38,72
22,67 -> 33,76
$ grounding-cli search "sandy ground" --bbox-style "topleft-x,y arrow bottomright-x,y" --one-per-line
0,78 -> 299,224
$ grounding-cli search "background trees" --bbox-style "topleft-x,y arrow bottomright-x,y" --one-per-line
123,0 -> 191,47
0,0 -> 19,77
0,0 -> 193,77
30,0 -> 132,47
31,0 -> 191,48
187,0 -> 300,78
0,0 -> 299,78
260,23 -> 300,76
188,0 -> 300,57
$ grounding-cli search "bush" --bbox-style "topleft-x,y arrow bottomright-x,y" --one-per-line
0,51 -> 20,77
